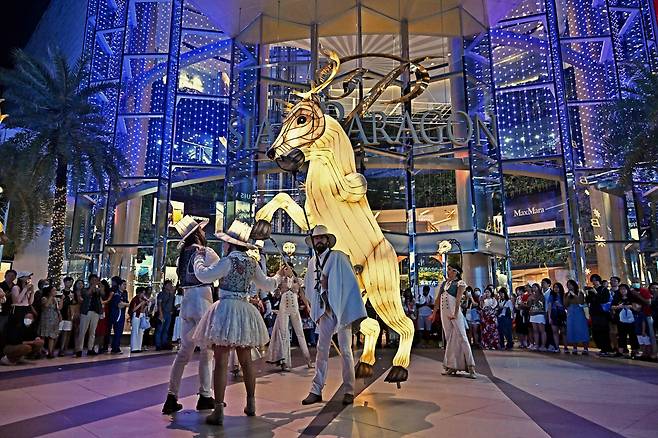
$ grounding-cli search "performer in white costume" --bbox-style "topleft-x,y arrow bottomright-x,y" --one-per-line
433,263 -> 476,379
162,216 -> 216,415
266,263 -> 313,370
192,220 -> 282,426
301,225 -> 367,406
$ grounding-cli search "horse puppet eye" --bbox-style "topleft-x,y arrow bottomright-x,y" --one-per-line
296,115 -> 307,125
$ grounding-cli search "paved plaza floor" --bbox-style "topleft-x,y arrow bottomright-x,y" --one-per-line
1,345 -> 657,437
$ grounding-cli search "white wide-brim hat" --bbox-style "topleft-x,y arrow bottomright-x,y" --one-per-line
215,220 -> 258,250
304,224 -> 337,248
174,215 -> 208,241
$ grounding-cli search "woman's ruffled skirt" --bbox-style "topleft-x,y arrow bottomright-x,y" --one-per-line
192,297 -> 269,348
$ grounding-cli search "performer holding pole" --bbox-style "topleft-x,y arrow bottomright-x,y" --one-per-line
301,225 -> 367,406
191,220 -> 283,426
266,262 -> 314,370
162,216 -> 216,415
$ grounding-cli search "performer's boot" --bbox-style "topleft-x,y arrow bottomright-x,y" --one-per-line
196,394 -> 215,411
162,394 -> 183,415
205,402 -> 225,425
301,392 -> 322,405
244,396 -> 256,416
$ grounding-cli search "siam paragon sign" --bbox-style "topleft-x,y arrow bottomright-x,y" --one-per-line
229,106 -> 499,151
228,50 -> 498,151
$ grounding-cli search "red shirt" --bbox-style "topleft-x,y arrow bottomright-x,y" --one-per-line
638,288 -> 652,316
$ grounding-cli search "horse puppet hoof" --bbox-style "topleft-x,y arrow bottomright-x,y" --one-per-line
384,366 -> 408,384
355,361 -> 374,379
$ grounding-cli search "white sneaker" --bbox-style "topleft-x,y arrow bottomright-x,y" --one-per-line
0,356 -> 14,366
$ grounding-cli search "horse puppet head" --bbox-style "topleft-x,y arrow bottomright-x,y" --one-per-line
266,49 -> 342,174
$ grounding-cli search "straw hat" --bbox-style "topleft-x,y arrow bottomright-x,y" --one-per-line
215,220 -> 257,250
174,215 -> 208,241
304,225 -> 337,248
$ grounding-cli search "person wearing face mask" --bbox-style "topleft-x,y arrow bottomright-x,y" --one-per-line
301,225 -> 367,407
0,311 -> 44,365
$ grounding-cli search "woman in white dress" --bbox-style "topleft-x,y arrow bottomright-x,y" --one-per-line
171,288 -> 183,343
192,220 -> 282,426
432,264 -> 476,378
266,263 -> 313,370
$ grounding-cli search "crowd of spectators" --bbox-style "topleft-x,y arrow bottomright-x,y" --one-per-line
0,271 -> 189,365
0,268 -> 316,366
1,267 -> 657,366
401,275 -> 658,361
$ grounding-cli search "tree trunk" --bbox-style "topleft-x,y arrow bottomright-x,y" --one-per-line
47,160 -> 67,281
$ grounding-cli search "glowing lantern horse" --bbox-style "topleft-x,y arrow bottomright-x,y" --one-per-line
255,51 -> 415,383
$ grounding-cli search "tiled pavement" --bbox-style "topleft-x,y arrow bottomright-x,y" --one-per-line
1,346 -> 657,437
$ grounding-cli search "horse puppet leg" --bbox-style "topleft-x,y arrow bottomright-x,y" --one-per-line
360,239 -> 414,383
255,193 -> 314,231
355,316 -> 380,378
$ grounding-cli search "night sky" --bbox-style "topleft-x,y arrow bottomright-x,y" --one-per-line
0,0 -> 51,69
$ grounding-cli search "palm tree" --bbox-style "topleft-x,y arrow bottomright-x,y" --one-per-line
603,62 -> 658,186
0,132 -> 54,250
0,48 -> 128,280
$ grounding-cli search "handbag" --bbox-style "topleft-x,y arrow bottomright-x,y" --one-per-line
139,315 -> 151,330
619,308 -> 635,324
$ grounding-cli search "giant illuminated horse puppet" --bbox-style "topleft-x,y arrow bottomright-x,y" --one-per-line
254,49 -> 430,383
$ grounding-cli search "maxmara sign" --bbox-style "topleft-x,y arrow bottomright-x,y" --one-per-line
229,102 -> 499,151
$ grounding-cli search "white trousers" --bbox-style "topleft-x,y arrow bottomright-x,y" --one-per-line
168,315 -> 213,398
76,311 -> 99,352
310,312 -> 355,396
130,316 -> 144,351
267,294 -> 311,366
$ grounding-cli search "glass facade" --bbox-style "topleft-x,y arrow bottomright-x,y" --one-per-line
71,0 -> 658,292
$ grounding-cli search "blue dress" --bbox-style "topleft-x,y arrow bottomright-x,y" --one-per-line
566,294 -> 589,344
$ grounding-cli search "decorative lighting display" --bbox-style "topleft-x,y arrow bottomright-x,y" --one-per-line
74,0 -> 658,286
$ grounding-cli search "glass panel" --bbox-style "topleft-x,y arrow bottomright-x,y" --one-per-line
103,179 -> 157,247
413,155 -> 461,233
96,0 -> 127,31
491,19 -> 553,89
91,29 -> 124,81
500,0 -> 546,21
125,0 -> 172,54
115,116 -> 164,177
496,86 -> 561,159
173,97 -> 229,165
567,104 -> 617,168
611,9 -> 649,83
178,32 -> 232,96
575,170 -> 634,243
509,236 -> 571,288
167,167 -> 226,240
183,0 -> 221,31
556,0 -> 610,38
583,242 -> 642,282
562,39 -> 618,102
503,160 -> 568,236
70,193 -> 107,254
119,57 -> 168,114
226,156 -> 256,225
